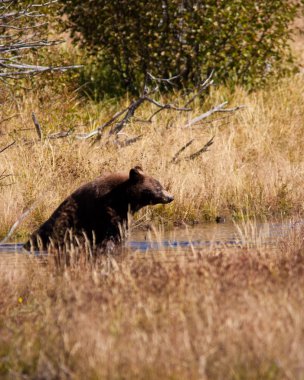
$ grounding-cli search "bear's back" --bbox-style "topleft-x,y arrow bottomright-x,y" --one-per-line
72,172 -> 129,200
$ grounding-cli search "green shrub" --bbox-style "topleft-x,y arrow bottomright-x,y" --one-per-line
61,0 -> 303,96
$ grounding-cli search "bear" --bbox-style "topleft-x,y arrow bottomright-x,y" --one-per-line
23,166 -> 174,251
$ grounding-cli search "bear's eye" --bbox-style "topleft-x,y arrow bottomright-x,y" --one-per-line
142,189 -> 153,196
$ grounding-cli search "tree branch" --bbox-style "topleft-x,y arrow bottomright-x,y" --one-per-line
184,102 -> 245,128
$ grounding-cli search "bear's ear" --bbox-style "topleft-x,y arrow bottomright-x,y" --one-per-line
129,166 -> 144,182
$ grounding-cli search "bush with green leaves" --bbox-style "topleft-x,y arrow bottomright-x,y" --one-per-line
61,0 -> 303,96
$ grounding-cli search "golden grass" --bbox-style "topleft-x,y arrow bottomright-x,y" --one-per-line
1,73 -> 304,378
0,73 -> 304,240
0,223 -> 304,380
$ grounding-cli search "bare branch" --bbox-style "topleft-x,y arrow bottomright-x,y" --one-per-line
184,102 -> 227,127
184,102 -> 245,128
0,1 -> 81,80
71,70 -> 243,144
187,136 -> 215,160
0,22 -> 48,30
145,97 -> 191,111
76,107 -> 130,140
171,137 -> 215,164
0,63 -> 81,78
215,105 -> 246,113
31,1 -> 58,8
184,70 -> 214,107
147,71 -> 182,86
109,97 -> 146,135
171,139 -> 194,163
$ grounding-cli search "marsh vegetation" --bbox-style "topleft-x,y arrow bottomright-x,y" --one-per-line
1,1 -> 304,379
0,222 -> 304,380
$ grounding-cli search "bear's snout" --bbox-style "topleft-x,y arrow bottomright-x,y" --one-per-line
161,190 -> 174,204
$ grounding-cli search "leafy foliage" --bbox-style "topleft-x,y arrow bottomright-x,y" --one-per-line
61,0 -> 303,95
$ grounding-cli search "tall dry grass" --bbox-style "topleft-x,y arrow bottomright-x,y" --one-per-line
0,74 -> 304,240
0,223 -> 304,380
1,74 -> 304,378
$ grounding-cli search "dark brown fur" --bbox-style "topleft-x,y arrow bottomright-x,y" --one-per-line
24,166 -> 173,251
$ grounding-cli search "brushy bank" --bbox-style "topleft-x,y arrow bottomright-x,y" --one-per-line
0,74 -> 304,240
0,222 -> 304,379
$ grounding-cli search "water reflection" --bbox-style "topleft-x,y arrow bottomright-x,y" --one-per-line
0,220 -> 302,262
128,220 -> 303,251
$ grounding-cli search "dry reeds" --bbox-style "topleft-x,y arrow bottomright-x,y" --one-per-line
0,224 -> 303,380
1,74 -> 304,240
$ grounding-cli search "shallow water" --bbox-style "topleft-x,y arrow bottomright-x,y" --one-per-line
128,220 -> 302,251
0,219 -> 302,267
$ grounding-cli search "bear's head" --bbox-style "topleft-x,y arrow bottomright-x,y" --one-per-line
127,166 -> 174,212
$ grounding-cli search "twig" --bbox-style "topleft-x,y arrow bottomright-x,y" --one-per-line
0,113 -> 18,124
171,137 -> 214,163
145,97 -> 191,122
0,201 -> 39,244
145,97 -> 191,112
0,170 -> 12,181
187,136 -> 214,160
0,140 -> 15,153
171,139 -> 194,163
215,105 -> 246,113
184,70 -> 214,107
32,111 -> 42,140
147,71 -> 182,86
117,134 -> 143,147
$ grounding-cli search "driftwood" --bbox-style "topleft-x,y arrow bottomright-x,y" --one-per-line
25,72 -> 243,162
74,71 -> 243,142
76,90 -> 191,140
21,71 -> 242,147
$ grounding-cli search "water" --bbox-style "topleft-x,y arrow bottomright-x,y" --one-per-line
128,220 -> 302,251
0,220 -> 302,266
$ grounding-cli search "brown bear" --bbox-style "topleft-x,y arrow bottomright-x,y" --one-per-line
23,166 -> 173,251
